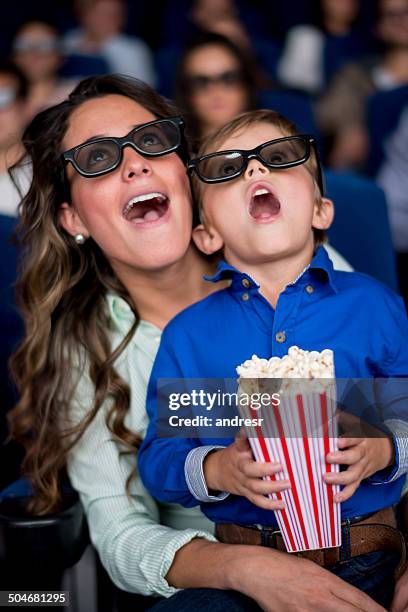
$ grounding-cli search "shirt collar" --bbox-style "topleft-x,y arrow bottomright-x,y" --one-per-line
204,245 -> 338,293
105,293 -> 162,339
310,245 -> 338,291
204,259 -> 251,283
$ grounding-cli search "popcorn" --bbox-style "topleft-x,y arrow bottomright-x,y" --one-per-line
237,346 -> 334,379
236,346 -> 340,553
237,346 -> 335,395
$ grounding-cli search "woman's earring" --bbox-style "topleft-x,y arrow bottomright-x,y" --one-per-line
74,233 -> 86,245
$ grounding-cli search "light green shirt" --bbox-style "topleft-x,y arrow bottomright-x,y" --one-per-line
66,294 -> 216,598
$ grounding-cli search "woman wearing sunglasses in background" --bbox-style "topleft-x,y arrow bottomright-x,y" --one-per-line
7,75 -> 377,611
174,32 -> 261,149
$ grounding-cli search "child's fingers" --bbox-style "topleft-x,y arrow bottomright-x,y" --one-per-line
336,437 -> 362,449
241,459 -> 283,479
326,446 -> 364,465
234,448 -> 253,463
234,432 -> 251,452
244,491 -> 286,512
324,464 -> 363,486
333,481 -> 359,503
245,477 -> 291,496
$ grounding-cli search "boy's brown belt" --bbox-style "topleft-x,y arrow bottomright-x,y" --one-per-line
216,507 -> 406,577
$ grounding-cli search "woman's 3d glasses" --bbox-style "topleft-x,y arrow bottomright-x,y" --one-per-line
188,134 -> 324,194
62,117 -> 185,177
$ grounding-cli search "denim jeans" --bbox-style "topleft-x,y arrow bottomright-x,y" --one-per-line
332,549 -> 400,608
148,549 -> 400,611
149,589 -> 261,611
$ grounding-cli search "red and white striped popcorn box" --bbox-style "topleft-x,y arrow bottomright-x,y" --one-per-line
238,380 -> 341,553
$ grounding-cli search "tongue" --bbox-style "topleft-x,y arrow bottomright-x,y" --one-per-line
126,197 -> 168,223
143,209 -> 160,222
250,193 -> 281,220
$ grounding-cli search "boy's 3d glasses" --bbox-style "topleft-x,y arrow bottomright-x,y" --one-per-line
188,135 -> 324,195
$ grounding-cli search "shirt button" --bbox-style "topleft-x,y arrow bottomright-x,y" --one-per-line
242,278 -> 250,288
275,331 -> 286,343
305,284 -> 314,294
242,292 -> 250,301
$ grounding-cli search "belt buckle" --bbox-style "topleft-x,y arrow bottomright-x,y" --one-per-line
262,528 -> 282,549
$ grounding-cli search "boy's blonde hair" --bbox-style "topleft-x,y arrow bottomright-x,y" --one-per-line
192,109 -> 326,244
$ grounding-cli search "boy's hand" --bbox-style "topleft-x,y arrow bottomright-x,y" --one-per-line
203,432 -> 290,511
323,413 -> 395,503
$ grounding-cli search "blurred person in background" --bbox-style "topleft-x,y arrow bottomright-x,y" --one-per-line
156,0 -> 280,97
377,107 -> 408,306
278,0 -> 370,95
12,21 -> 76,121
189,0 -> 280,80
0,60 -> 31,217
174,33 -> 259,148
189,0 -> 252,51
64,0 -> 156,85
161,0 -> 268,54
316,0 -> 408,170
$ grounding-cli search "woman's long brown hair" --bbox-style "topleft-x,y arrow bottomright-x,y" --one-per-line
7,75 -> 186,514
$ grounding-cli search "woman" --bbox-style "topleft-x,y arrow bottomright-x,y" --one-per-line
12,20 -> 76,121
8,75 -> 379,611
174,32 -> 261,148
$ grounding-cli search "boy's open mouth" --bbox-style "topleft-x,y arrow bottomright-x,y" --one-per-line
123,192 -> 169,224
249,187 -> 281,221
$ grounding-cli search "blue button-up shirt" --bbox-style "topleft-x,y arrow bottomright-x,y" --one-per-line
138,247 -> 408,526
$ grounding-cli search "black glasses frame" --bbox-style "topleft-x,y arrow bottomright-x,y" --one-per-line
185,69 -> 244,92
62,116 -> 185,178
187,134 -> 324,195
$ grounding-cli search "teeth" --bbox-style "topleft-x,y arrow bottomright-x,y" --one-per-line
123,192 -> 166,215
254,188 -> 269,197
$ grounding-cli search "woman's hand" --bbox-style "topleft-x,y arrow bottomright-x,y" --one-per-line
203,434 -> 289,511
168,540 -> 384,611
232,546 -> 386,612
323,425 -> 394,503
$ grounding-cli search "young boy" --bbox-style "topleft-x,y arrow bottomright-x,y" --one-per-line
138,110 -> 408,600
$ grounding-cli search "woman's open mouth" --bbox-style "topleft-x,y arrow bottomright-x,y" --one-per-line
123,192 -> 170,225
248,186 -> 281,223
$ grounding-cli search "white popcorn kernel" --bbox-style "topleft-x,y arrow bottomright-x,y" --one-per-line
236,346 -> 335,391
